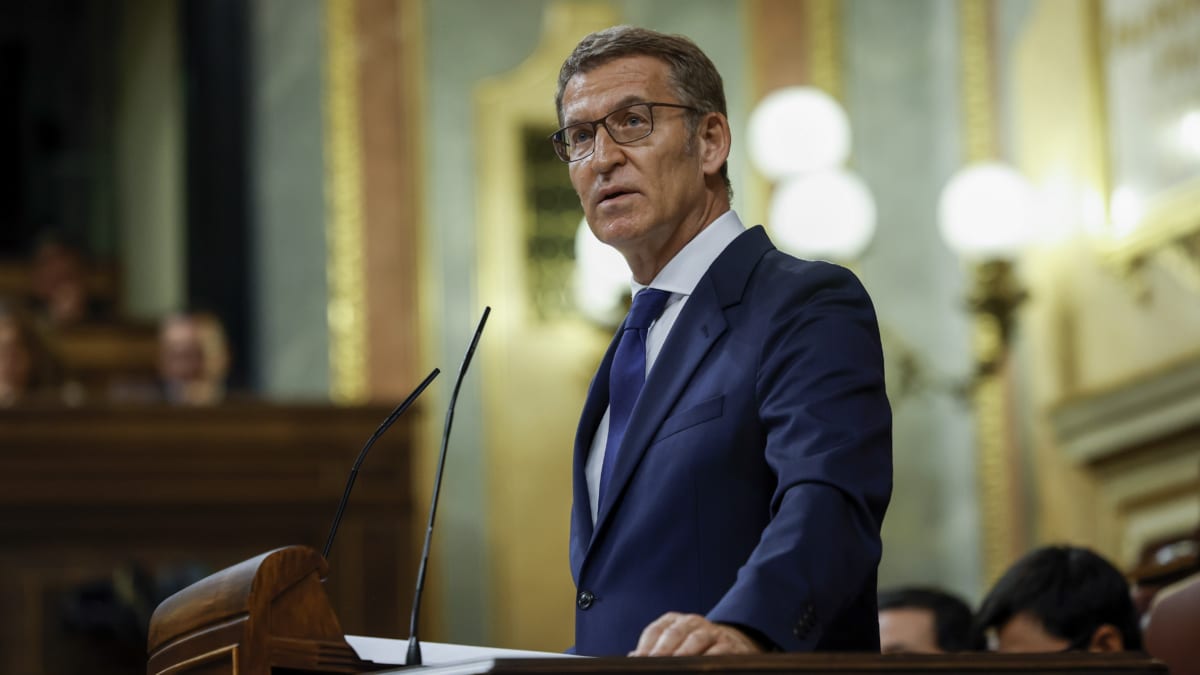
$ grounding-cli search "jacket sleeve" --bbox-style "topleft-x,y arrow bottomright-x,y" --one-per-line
706,260 -> 892,651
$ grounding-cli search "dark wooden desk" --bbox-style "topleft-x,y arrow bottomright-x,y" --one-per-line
0,403 -> 416,675
400,652 -> 1166,675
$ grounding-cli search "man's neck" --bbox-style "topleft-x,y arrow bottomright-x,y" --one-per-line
626,195 -> 730,284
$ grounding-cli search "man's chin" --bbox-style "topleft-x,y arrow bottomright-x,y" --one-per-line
588,219 -> 645,249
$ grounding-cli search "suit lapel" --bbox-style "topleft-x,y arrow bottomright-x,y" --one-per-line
589,276 -> 726,546
579,226 -> 776,569
570,326 -> 621,580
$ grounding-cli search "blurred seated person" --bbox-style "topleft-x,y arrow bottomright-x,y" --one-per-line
110,310 -> 231,405
159,311 -> 229,406
0,299 -> 64,406
878,586 -> 981,653
29,233 -> 105,327
975,545 -> 1142,653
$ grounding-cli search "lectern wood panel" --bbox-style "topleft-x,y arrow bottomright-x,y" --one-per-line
0,404 -> 416,675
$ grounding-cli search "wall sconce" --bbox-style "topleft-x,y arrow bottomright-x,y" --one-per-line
938,161 -> 1037,378
747,86 -> 876,261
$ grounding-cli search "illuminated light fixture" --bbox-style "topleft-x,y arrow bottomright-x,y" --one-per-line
1179,110 -> 1200,157
1110,185 -> 1145,239
769,169 -> 877,260
747,86 -> 851,180
938,161 -> 1037,259
573,218 -> 629,326
1082,187 -> 1108,237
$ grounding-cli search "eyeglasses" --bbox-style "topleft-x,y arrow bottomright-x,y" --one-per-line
549,102 -> 697,163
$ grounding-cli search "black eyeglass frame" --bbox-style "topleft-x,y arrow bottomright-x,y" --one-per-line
549,101 -> 698,163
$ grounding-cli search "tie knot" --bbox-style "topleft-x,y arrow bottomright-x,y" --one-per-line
625,288 -> 670,331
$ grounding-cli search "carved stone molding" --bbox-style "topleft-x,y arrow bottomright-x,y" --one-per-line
1052,352 -> 1200,465
1050,352 -> 1200,564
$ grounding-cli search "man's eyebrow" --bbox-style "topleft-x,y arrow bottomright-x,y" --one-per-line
563,95 -> 649,126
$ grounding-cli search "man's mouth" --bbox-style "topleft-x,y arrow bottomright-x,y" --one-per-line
598,189 -> 635,205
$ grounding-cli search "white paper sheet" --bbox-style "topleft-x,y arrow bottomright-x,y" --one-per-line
345,635 -> 579,666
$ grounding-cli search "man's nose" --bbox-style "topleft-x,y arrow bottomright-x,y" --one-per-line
590,125 -> 625,171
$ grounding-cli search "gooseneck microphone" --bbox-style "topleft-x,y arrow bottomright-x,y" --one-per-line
323,368 -> 441,561
406,307 -> 491,667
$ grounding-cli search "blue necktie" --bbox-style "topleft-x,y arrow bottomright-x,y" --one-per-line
598,288 -> 671,507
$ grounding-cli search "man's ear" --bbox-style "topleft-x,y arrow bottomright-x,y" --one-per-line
1087,624 -> 1125,653
696,111 -> 731,176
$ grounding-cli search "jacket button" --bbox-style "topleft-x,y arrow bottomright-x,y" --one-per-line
577,590 -> 595,610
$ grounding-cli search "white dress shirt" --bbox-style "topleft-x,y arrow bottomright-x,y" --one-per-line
585,209 -> 747,523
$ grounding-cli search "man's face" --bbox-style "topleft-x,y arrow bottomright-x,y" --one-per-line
160,319 -> 208,382
561,55 -> 710,264
990,612 -> 1071,652
878,608 -> 942,654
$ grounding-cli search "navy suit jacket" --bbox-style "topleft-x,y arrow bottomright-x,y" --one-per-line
570,226 -> 892,656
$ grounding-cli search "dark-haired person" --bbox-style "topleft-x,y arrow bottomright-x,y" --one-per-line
975,545 -> 1142,653
28,234 -> 105,327
555,26 -> 891,657
878,587 -> 981,653
0,299 -> 64,406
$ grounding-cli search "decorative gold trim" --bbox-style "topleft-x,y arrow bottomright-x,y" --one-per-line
1083,0 -> 1113,226
958,0 -> 1019,584
960,0 -> 996,162
324,0 -> 368,404
972,348 -> 1016,585
806,0 -> 842,101
1101,178 -> 1200,277
158,645 -> 237,675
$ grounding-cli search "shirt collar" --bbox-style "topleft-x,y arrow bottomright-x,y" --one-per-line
630,209 -> 746,298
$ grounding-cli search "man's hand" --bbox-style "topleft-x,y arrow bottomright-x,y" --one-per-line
629,612 -> 765,656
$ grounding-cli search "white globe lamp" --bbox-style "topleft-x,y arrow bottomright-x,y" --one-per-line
748,86 -> 851,181
769,169 -> 877,260
938,162 -> 1037,259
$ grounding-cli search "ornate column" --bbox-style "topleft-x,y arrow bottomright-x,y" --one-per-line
957,0 -> 1028,584
323,0 -> 424,403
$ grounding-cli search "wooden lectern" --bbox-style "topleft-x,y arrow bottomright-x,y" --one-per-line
146,545 -> 385,675
147,544 -> 1170,675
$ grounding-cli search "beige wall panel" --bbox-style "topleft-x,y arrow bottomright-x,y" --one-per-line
1014,0 -> 1200,563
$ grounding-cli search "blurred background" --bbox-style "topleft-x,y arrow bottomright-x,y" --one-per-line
1,0 -> 1198,673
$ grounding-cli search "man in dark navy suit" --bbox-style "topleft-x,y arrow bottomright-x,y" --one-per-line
551,26 -> 892,657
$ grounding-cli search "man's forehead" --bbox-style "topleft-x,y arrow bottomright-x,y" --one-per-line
561,55 -> 672,121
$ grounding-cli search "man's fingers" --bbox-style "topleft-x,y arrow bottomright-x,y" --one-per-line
646,614 -> 697,656
634,613 -> 731,656
702,637 -> 740,655
631,612 -> 681,656
632,614 -> 765,657
668,628 -> 719,656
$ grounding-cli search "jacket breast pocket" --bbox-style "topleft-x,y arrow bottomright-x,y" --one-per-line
652,395 -> 724,444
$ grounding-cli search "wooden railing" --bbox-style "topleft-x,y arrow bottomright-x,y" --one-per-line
0,403 -> 417,675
